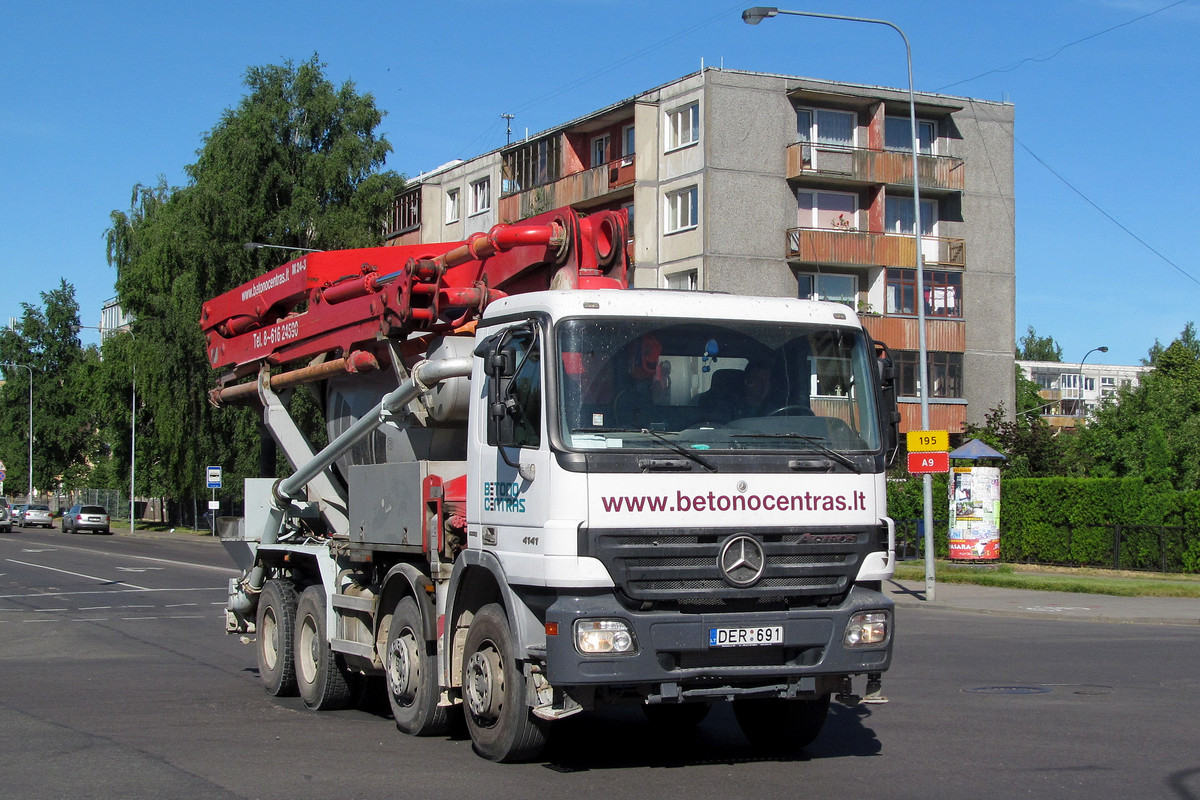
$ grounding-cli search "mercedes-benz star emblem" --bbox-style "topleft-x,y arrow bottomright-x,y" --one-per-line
718,534 -> 766,587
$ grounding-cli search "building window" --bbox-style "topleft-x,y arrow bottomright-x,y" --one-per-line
894,351 -> 964,399
666,102 -> 700,151
798,273 -> 857,308
885,196 -> 936,236
665,186 -> 698,233
666,270 -> 698,291
445,189 -> 460,224
796,108 -> 856,147
1101,376 -> 1116,396
622,124 -> 635,164
502,137 -> 562,195
591,134 -> 610,168
622,201 -> 634,241
470,178 -> 491,215
797,190 -> 858,231
884,117 -> 936,154
386,189 -> 421,236
886,268 -> 962,318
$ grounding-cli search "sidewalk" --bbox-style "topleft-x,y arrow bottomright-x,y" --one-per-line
887,578 -> 1200,626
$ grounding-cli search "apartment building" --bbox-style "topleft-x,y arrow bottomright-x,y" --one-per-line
384,69 -> 1016,432
1017,359 -> 1150,427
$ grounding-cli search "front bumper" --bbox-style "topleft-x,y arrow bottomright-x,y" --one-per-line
543,584 -> 892,693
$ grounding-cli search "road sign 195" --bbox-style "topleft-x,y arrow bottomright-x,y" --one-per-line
907,430 -> 949,452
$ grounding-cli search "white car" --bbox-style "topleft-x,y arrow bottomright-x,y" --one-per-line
21,504 -> 53,528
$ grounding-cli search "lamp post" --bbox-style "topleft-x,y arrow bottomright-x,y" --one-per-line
1076,346 -> 1108,420
743,6 -> 937,599
0,362 -> 34,503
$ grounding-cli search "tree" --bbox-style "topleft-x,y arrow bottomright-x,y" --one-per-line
1016,325 -> 1063,362
106,55 -> 404,511
1073,322 -> 1200,489
0,281 -> 98,495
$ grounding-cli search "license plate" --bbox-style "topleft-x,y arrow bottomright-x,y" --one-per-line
709,625 -> 784,647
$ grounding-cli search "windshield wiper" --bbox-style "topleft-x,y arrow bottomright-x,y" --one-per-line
640,428 -> 717,472
730,433 -> 861,473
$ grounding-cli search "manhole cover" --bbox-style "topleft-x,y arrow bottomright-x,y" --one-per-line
963,686 -> 1052,695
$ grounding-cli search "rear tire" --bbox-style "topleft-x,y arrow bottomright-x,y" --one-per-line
257,579 -> 298,696
461,603 -> 547,762
386,596 -> 450,736
294,585 -> 354,710
733,694 -> 831,752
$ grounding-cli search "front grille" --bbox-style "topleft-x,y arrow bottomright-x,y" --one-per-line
586,526 -> 878,606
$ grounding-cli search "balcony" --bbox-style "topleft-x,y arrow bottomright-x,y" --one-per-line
786,228 -> 965,268
786,142 -> 964,192
498,157 -> 635,221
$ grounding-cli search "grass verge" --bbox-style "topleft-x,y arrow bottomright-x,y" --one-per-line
892,560 -> 1200,598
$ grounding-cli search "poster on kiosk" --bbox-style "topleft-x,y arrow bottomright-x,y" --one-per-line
948,466 -> 1001,560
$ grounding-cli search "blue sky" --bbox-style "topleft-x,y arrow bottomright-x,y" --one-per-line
2,0 -> 1196,367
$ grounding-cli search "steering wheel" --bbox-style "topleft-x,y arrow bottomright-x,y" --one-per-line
766,405 -> 815,417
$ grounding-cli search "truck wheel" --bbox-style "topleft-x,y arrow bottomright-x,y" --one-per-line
256,579 -> 298,696
294,585 -> 353,710
733,693 -> 831,751
461,603 -> 547,762
386,596 -> 450,736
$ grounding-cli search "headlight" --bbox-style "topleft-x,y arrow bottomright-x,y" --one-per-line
844,611 -> 890,647
574,619 -> 638,655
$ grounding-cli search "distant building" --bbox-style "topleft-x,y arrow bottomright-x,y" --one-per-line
1017,359 -> 1151,427
99,297 -> 131,340
383,68 -> 1017,433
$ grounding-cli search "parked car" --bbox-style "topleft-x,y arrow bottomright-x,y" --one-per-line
62,504 -> 111,535
0,498 -> 11,532
21,504 -> 53,528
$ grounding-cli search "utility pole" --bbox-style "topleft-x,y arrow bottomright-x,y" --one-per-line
501,113 -> 515,146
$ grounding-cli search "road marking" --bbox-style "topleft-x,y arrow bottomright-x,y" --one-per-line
5,558 -> 148,590
20,548 -> 56,553
116,566 -> 164,573
0,587 -> 227,600
165,603 -> 197,608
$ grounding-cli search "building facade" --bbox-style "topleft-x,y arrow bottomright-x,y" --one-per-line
1017,359 -> 1150,428
384,69 -> 1017,433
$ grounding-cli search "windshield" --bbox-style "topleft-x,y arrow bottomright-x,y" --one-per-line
556,316 -> 881,454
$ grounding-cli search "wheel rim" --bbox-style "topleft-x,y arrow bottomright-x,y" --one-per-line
464,641 -> 504,727
298,614 -> 319,684
261,607 -> 279,671
387,626 -> 419,707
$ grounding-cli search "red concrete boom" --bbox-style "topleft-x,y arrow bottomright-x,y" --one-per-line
201,206 -> 627,399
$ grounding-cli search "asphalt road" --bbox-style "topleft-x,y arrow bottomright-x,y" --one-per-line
2,526 -> 1198,800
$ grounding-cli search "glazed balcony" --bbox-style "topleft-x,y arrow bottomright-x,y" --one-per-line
786,228 -> 965,268
786,142 -> 964,192
498,157 -> 635,221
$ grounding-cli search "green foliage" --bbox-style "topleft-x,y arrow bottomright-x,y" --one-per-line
104,55 -> 403,506
962,404 -> 1062,477
1016,325 -> 1063,362
0,281 -> 100,495
1073,322 -> 1200,490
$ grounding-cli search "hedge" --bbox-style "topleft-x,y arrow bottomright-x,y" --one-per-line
887,476 -> 1200,573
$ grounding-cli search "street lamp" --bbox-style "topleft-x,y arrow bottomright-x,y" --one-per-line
0,361 -> 34,503
1076,346 -> 1108,420
243,242 -> 323,253
743,6 -> 937,599
78,325 -> 137,531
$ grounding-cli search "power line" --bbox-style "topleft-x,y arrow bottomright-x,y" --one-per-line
937,0 -> 1189,92
1016,137 -> 1200,289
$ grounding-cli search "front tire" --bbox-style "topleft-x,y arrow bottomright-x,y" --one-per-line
734,694 -> 831,752
294,585 -> 354,711
461,603 -> 547,762
257,579 -> 298,696
386,596 -> 449,735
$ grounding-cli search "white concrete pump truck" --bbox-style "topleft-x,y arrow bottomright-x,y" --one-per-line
202,206 -> 899,762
